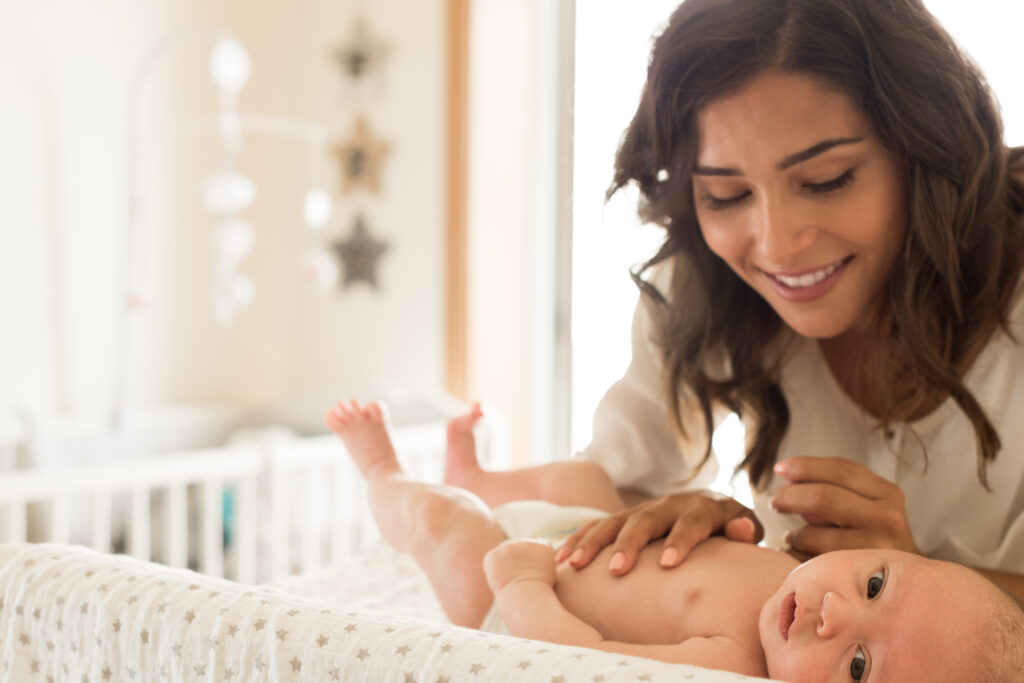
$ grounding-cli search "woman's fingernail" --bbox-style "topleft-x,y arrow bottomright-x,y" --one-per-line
554,547 -> 567,562
769,496 -> 778,510
660,548 -> 679,567
774,462 -> 788,476
608,552 -> 625,571
569,548 -> 584,564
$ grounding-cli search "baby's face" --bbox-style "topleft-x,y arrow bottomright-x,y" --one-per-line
758,549 -> 990,682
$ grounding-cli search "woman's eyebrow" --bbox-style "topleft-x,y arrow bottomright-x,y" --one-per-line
693,137 -> 865,176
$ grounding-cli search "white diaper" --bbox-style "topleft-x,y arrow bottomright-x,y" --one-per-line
479,500 -> 609,635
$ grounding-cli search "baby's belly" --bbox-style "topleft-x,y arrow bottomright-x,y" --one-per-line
553,538 -> 797,645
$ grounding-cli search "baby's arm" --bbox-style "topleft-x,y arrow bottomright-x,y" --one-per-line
482,541 -> 760,675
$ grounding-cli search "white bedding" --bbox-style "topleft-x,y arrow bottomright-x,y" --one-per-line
0,542 -> 780,682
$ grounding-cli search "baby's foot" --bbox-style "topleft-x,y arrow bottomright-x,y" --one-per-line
325,400 -> 401,480
443,402 -> 484,488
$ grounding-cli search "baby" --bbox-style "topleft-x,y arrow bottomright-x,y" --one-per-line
326,400 -> 1024,682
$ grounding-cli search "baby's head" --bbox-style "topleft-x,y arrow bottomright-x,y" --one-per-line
758,549 -> 1024,682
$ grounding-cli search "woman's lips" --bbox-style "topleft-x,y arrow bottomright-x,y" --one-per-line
778,592 -> 797,641
762,255 -> 854,304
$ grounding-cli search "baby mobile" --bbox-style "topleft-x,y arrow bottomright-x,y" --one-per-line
112,29 -> 337,428
303,13 -> 394,293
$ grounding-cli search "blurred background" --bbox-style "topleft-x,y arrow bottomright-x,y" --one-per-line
0,0 -> 1020,478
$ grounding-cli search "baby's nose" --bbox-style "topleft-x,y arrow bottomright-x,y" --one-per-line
816,591 -> 846,638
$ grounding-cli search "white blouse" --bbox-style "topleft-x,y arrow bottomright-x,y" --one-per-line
577,263 -> 1024,572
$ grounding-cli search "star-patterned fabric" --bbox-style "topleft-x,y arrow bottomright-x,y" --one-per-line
0,543 -> 780,682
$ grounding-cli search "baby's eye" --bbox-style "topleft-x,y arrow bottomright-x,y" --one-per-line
850,647 -> 867,681
866,569 -> 885,599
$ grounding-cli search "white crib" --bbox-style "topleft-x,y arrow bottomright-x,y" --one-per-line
0,396 -> 507,585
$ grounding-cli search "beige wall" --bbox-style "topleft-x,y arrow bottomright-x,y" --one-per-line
0,1 -> 447,424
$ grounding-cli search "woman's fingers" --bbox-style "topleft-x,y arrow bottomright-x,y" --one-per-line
775,457 -> 891,499
771,481 -> 888,529
555,517 -> 623,569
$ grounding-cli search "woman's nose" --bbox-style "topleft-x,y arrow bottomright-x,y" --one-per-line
755,197 -> 816,263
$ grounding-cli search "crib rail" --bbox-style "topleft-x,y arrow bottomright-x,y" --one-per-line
0,412 -> 501,584
0,445 -> 265,582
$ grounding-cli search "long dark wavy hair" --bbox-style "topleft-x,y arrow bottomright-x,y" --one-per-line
610,0 -> 1024,489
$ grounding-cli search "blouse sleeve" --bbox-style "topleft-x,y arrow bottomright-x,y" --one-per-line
575,267 -> 723,497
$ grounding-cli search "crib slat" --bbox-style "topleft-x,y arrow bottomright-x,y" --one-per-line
165,484 -> 188,569
234,476 -> 257,584
267,458 -> 290,579
129,488 -> 151,560
331,462 -> 349,566
49,496 -> 70,543
300,467 -> 322,573
90,494 -> 111,552
199,481 -> 223,578
5,500 -> 26,543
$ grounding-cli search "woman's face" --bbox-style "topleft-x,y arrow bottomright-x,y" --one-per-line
691,69 -> 908,340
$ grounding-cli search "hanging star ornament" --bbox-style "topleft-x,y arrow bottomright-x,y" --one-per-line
331,215 -> 389,290
332,115 -> 391,195
332,16 -> 391,95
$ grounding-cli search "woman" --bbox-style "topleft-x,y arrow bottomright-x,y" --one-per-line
558,0 -> 1024,604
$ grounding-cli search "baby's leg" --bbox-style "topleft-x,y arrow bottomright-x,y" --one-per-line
326,400 -> 505,628
444,404 -> 624,513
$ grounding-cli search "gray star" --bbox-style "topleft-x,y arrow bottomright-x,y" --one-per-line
518,660 -> 532,670
254,618 -> 266,631
288,609 -> 300,616
384,626 -> 395,634
552,677 -> 566,683
193,665 -> 206,676
126,667 -> 136,680
127,595 -> 138,605
80,603 -> 88,615
254,659 -> 266,672
30,660 -> 39,673
469,663 -> 485,674
223,668 -> 235,680
18,633 -> 29,646
330,668 -> 341,680
332,216 -> 389,290
317,634 -> 329,647
404,674 -> 415,683
112,619 -> 121,632
46,640 -> 55,652
592,676 -> 606,683
436,676 -> 450,683
208,638 -> 218,650
345,623 -> 357,633
396,644 -> 410,655
290,657 -> 302,672
102,667 -> 112,680
140,630 -> 149,644
276,628 -> 288,642
357,648 -> 370,661
33,607 -> 41,618
184,610 -> 196,623
157,602 -> 168,613
228,624 -> 239,636
172,644 -> 183,657
440,643 -> 452,653
638,675 -> 653,681
332,15 -> 391,82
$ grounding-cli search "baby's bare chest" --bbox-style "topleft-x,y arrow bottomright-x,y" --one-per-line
554,539 -> 796,646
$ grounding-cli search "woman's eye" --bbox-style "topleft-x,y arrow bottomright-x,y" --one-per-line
866,569 -> 885,599
850,647 -> 867,681
701,190 -> 750,210
804,168 -> 855,195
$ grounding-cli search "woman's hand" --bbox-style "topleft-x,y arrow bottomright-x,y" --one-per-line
554,491 -> 764,576
771,457 -> 920,556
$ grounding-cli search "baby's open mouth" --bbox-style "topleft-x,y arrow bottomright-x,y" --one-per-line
778,592 -> 797,641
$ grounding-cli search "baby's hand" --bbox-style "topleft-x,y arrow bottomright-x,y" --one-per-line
483,540 -> 557,593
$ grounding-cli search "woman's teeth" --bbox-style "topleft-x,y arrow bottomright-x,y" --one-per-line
772,259 -> 846,289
